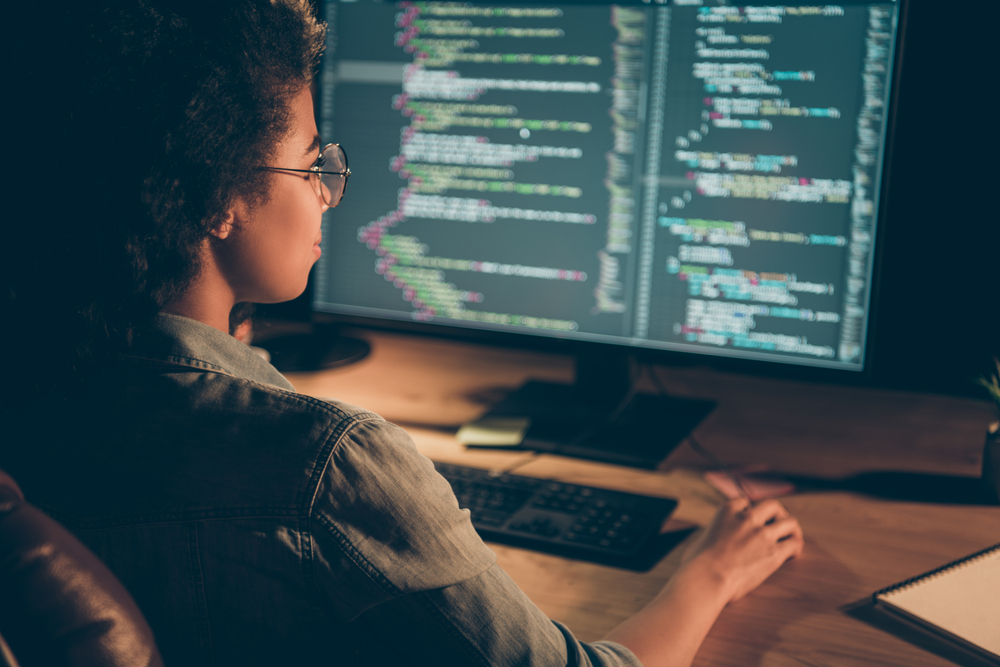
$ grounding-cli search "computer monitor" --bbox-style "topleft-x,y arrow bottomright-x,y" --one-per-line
308,0 -> 905,466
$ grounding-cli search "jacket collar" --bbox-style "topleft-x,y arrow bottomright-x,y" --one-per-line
125,313 -> 295,391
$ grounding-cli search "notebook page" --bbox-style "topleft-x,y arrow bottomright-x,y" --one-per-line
879,549 -> 1000,654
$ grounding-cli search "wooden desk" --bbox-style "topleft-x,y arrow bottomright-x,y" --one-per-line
285,329 -> 1000,667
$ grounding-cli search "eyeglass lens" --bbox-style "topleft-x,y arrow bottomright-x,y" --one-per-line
318,144 -> 348,208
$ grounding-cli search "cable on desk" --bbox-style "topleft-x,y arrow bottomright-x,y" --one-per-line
560,355 -> 642,451
494,451 -> 543,476
685,433 -> 753,506
643,362 -> 666,396
644,364 -> 754,506
499,359 -> 642,469
487,361 -> 643,476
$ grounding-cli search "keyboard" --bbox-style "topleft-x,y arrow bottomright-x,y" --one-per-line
433,462 -> 679,568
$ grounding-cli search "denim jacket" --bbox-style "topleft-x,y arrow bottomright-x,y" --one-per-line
4,314 -> 641,667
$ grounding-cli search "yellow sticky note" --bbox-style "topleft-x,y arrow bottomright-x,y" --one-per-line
456,416 -> 531,447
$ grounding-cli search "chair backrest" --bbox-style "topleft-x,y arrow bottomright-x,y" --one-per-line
0,469 -> 164,667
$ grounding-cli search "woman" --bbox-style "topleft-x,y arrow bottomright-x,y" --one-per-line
2,1 -> 803,665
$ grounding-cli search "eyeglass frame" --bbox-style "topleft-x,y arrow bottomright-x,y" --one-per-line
259,143 -> 350,209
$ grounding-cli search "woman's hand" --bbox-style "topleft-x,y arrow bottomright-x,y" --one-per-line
681,498 -> 804,603
604,499 -> 803,667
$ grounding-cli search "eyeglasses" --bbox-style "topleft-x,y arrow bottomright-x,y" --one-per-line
261,143 -> 350,209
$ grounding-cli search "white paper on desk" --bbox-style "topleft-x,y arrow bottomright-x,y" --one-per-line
877,547 -> 1000,656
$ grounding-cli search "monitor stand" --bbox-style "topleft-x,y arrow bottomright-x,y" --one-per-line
478,348 -> 715,469
257,325 -> 370,372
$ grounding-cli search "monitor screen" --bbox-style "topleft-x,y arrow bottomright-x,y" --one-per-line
313,0 -> 901,372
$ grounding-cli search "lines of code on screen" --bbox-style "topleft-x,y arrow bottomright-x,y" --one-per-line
314,0 -> 897,370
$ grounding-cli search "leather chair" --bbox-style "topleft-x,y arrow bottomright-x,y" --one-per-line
0,469 -> 163,667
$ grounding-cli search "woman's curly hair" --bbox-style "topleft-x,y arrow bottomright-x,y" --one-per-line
4,0 -> 324,387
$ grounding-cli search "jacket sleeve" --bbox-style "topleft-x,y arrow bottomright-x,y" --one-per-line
308,415 -> 643,667
352,562 -> 644,667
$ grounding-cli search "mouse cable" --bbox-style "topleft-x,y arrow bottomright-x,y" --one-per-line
495,451 -> 543,476
643,363 -> 754,506
491,361 -> 644,477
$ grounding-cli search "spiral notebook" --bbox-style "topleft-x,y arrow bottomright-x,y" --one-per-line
873,542 -> 1000,665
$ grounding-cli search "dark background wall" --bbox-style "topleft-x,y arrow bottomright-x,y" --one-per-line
870,0 -> 997,397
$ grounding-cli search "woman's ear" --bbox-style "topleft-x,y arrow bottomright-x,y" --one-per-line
211,210 -> 235,240
211,197 -> 251,240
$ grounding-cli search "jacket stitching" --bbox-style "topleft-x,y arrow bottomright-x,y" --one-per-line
301,414 -> 384,613
122,354 -> 231,374
313,512 -> 403,597
303,415 -> 383,516
190,523 -> 218,665
123,354 -> 381,425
